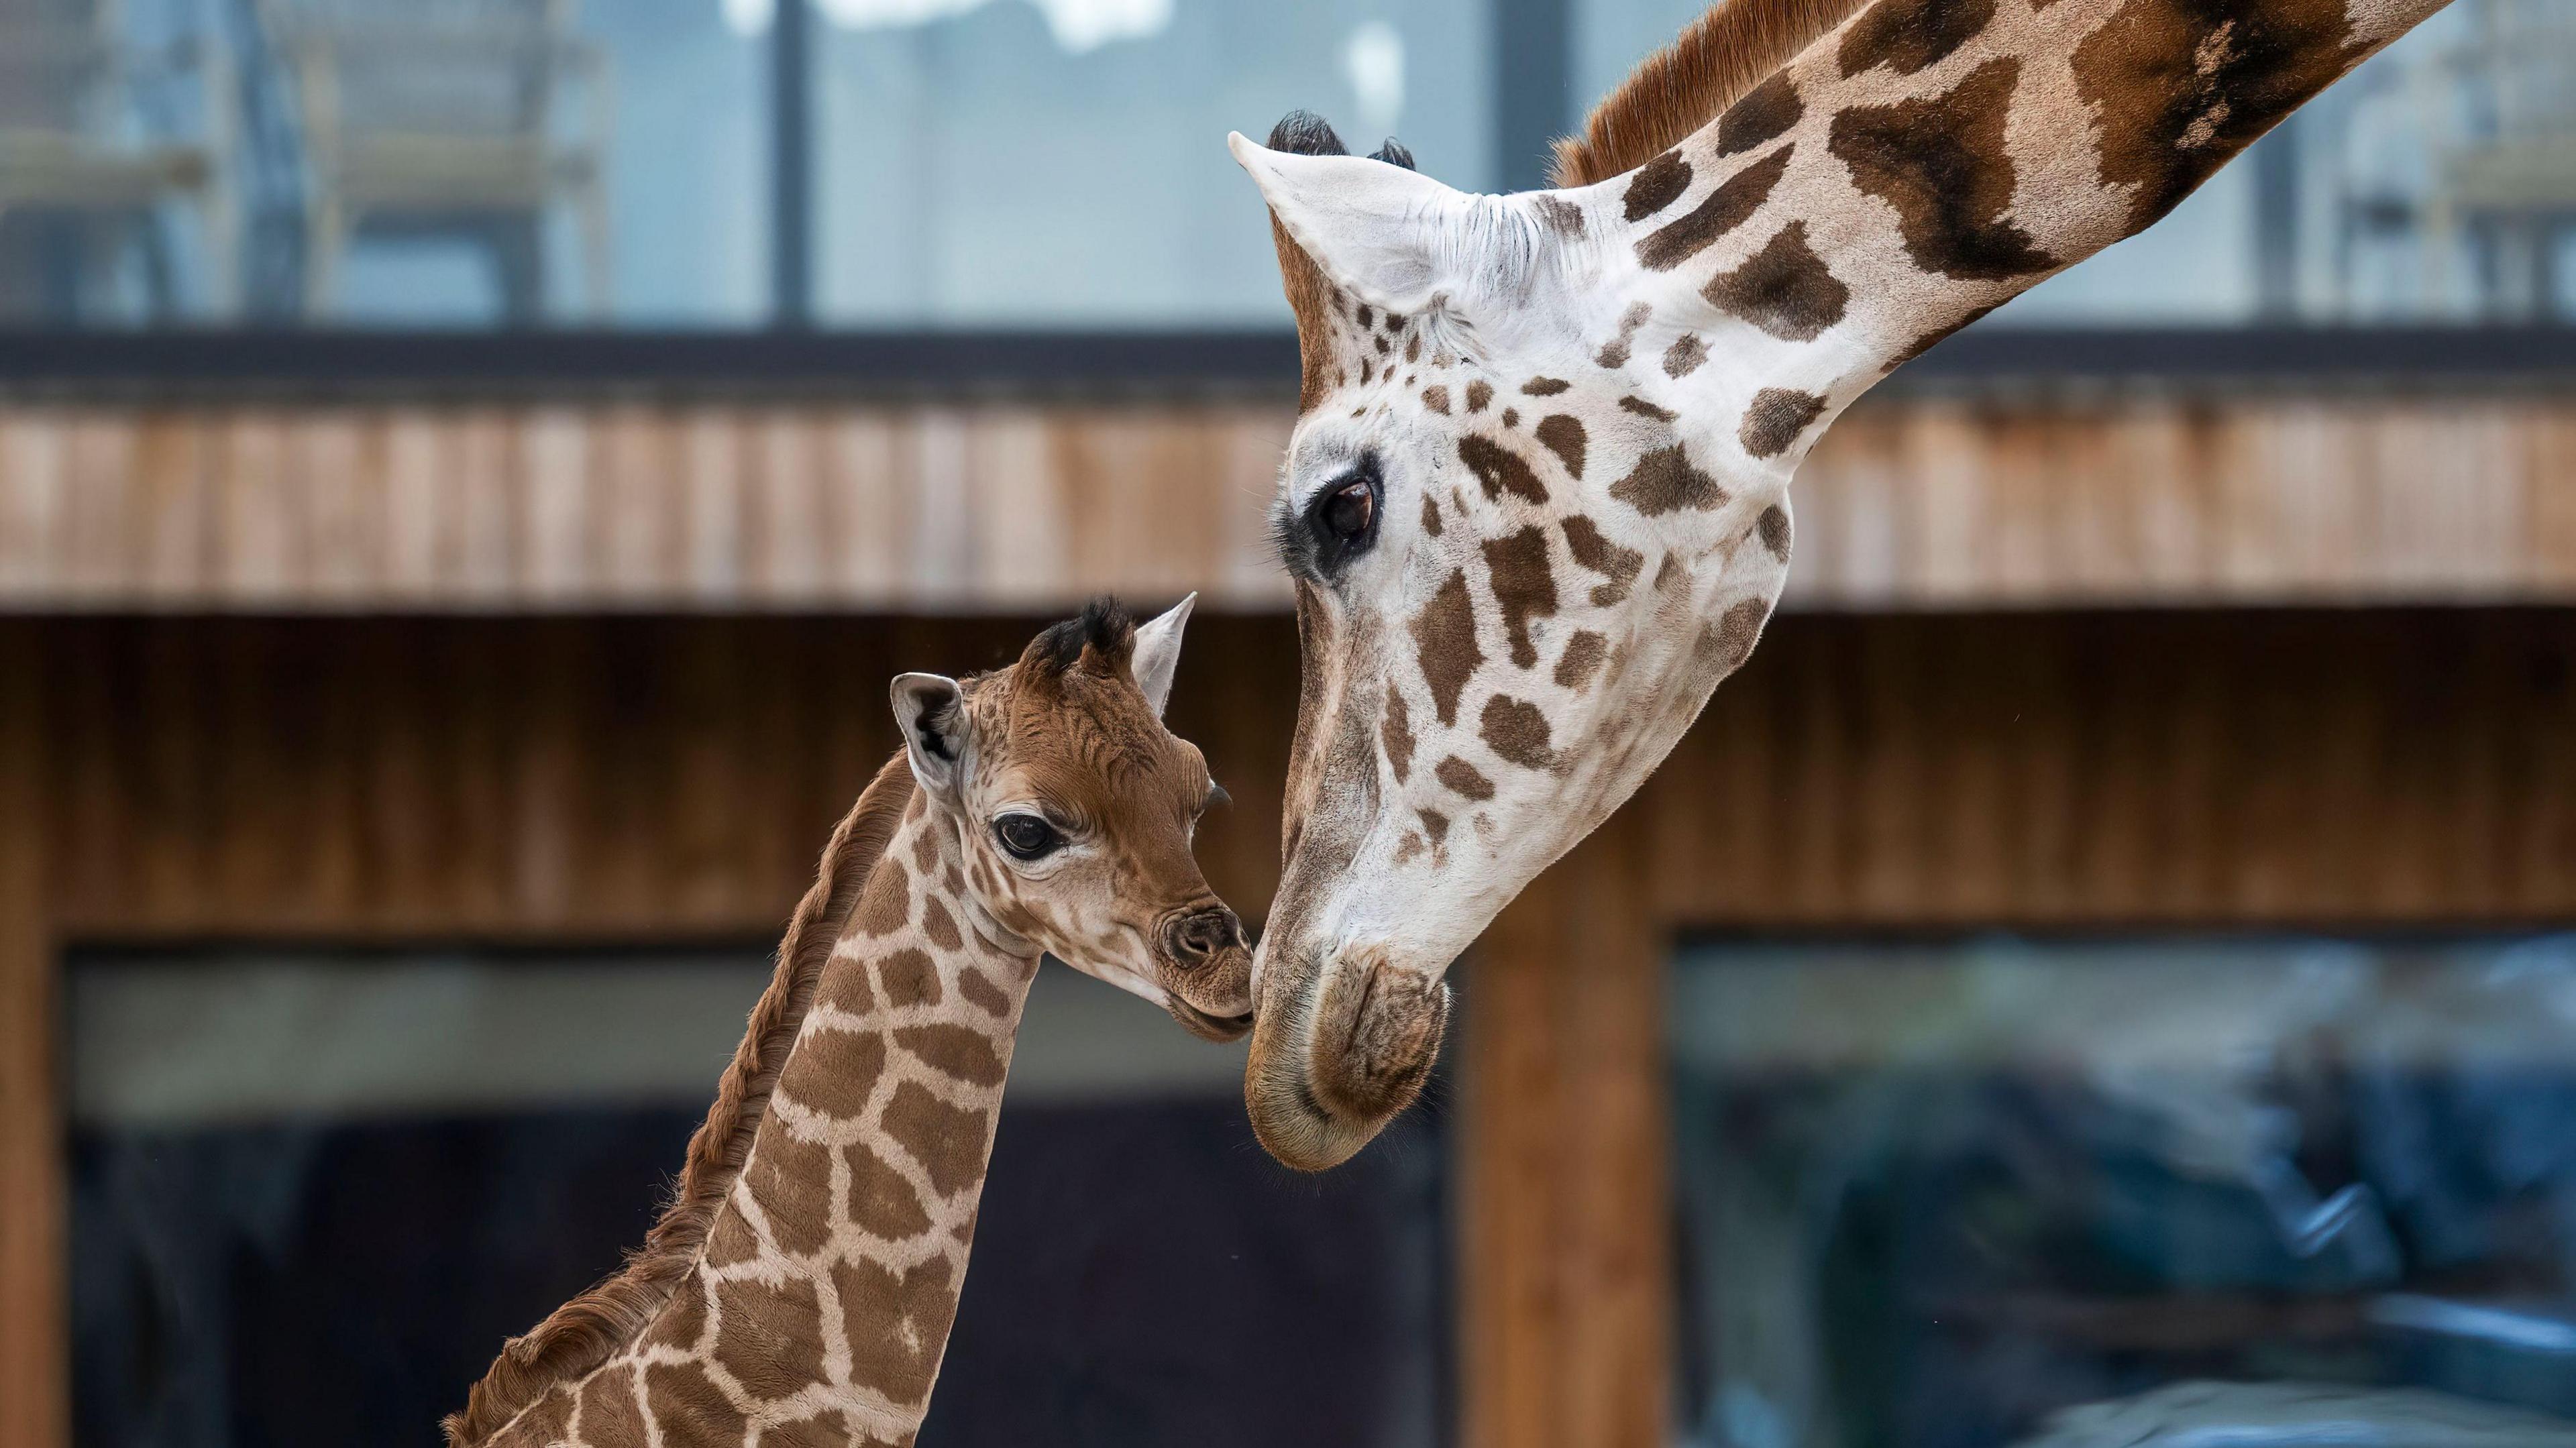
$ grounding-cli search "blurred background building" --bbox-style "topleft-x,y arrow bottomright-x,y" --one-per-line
0,3 -> 2572,1447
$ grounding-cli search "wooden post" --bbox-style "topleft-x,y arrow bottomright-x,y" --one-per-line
1461,817 -> 1668,1448
0,624 -> 64,1448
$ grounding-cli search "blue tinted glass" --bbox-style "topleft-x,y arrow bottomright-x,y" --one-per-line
811,0 -> 1496,326
1670,936 -> 2576,1447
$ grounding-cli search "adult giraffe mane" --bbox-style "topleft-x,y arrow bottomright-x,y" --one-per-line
1551,0 -> 1869,186
443,751 -> 918,1447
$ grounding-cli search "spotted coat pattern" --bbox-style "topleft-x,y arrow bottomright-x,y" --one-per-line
1231,0 -> 2451,1172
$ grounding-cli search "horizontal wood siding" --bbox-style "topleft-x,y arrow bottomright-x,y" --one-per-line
3,396 -> 2573,610
9,609 -> 2576,1448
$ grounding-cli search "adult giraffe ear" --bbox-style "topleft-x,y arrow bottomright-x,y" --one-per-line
1129,592 -> 1195,720
890,673 -> 968,798
1228,132 -> 1571,321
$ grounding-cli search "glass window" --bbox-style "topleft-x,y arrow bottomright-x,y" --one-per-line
70,950 -> 1449,1447
810,0 -> 1497,327
7,1 -> 2565,333
1670,936 -> 2576,1448
0,0 -> 769,327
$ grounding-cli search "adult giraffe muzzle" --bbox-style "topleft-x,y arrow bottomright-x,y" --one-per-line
1235,0 -> 2451,1171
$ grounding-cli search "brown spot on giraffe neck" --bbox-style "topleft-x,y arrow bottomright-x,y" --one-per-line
1502,407 -> 1520,429
1420,493 -> 1443,537
1611,445 -> 1729,516
643,1269 -> 709,1351
1636,144 -> 1792,272
1839,0 -> 1997,77
1381,688 -> 1415,784
1411,569 -> 1483,727
2074,0 -> 2362,233
846,1139 -> 934,1238
1466,379 -> 1494,412
578,1363 -> 649,1445
1417,808 -> 1450,846
744,1126 -> 835,1256
877,947 -> 942,1008
1534,414 -> 1587,479
896,1022 -> 1008,1088
1436,756 -> 1495,801
1482,526 -> 1559,671
705,1208 -> 760,1268
1829,58 -> 2059,280
1480,695 -> 1561,771
1562,516 -> 1645,605
1459,434 -> 1549,506
1422,384 -> 1452,414
1555,630 -> 1609,690
1623,149 -> 1692,220
1717,72 -> 1805,156
1595,301 -> 1653,368
1521,376 -> 1572,396
644,1361 -> 745,1443
782,1023 -> 885,1119
1535,194 -> 1589,239
1703,221 -> 1849,341
921,895 -> 963,951
853,858 -> 910,938
1741,388 -> 1828,459
1758,504 -> 1792,561
1701,598 -> 1773,675
957,966 -> 1012,1017
505,1386 -> 576,1444
1620,395 -> 1678,423
1663,334 -> 1709,378
762,1412 -> 869,1448
835,1256 -> 955,1408
881,1079 -> 991,1198
713,1275 -> 826,1402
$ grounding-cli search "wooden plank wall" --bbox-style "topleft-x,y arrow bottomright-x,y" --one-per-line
0,624 -> 59,1448
2,396 -> 2573,611
7,609 -> 2576,1448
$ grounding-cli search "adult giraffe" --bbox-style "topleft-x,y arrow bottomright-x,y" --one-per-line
1232,0 -> 2453,1170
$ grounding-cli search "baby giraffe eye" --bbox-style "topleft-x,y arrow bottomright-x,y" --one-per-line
992,812 -> 1063,861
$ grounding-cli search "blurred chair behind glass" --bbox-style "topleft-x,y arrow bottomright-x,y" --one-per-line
2424,0 -> 2576,319
254,0 -> 608,321
0,0 -> 235,322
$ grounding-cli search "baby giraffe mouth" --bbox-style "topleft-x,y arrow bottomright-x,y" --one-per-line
1167,996 -> 1255,1042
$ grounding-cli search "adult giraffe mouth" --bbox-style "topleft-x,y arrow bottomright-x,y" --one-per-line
1244,938 -> 1450,1171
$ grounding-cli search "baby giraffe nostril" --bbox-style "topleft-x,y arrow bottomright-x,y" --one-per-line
1163,907 -> 1240,968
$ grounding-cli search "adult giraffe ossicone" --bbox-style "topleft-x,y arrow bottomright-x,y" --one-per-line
1233,0 -> 2451,1170
447,598 -> 1251,1447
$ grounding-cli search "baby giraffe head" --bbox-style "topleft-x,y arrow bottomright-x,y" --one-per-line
892,596 -> 1254,1040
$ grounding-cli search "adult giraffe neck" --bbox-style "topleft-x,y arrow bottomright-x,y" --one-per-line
482,777 -> 1042,1448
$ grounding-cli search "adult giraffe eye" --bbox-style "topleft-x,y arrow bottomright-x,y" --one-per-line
1322,480 -> 1375,541
993,813 -> 1061,861
1304,464 -> 1381,571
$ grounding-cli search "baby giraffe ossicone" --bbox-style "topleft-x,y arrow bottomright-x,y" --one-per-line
447,598 -> 1252,1448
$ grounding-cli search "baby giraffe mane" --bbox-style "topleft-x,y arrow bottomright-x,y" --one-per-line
443,753 -> 918,1447
1550,0 -> 1870,186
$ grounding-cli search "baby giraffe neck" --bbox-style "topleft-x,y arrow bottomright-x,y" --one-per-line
548,791 -> 1038,1447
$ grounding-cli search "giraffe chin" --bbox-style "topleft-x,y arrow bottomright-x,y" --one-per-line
1244,945 -> 1450,1172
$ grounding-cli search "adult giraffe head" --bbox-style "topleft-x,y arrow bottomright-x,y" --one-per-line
1233,0 -> 2449,1168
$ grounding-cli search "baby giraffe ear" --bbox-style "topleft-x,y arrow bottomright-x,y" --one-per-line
1228,131 -> 1570,320
890,673 -> 967,797
1129,592 -> 1195,720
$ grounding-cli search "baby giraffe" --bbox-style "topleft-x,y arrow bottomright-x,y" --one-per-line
446,598 -> 1252,1448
